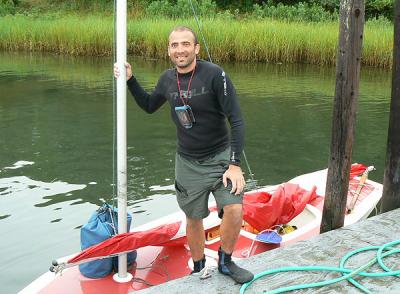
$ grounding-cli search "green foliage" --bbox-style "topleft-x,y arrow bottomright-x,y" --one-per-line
252,1 -> 338,22
366,0 -> 394,20
145,0 -> 217,18
145,0 -> 173,17
215,8 -> 240,20
367,14 -> 392,26
214,0 -> 394,21
310,0 -> 339,12
310,0 -> 394,20
46,0 -> 114,11
214,0 -> 263,11
0,0 -> 17,16
0,0 -> 395,22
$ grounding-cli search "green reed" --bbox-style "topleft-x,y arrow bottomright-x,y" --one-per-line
0,14 -> 393,68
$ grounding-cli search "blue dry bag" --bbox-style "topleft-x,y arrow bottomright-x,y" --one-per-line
79,203 -> 137,278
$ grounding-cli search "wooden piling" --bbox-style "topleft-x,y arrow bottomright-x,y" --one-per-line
381,0 -> 400,213
321,0 -> 365,233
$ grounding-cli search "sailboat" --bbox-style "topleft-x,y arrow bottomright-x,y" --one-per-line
19,1 -> 383,293
20,163 -> 382,293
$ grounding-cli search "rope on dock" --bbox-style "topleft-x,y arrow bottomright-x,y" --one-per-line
240,239 -> 400,294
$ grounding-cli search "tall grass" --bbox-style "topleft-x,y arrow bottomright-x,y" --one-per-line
0,14 -> 112,55
0,14 -> 393,68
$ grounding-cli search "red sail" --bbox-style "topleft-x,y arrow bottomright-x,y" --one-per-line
68,222 -> 181,264
349,163 -> 367,179
243,183 -> 318,232
242,164 -> 367,232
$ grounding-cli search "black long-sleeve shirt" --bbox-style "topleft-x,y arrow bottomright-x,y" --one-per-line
127,59 -> 244,162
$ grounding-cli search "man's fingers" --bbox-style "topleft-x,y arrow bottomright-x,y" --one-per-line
223,167 -> 245,195
232,176 -> 245,195
234,179 -> 241,195
222,174 -> 227,188
113,63 -> 131,80
113,63 -> 120,78
237,180 -> 244,195
230,179 -> 237,194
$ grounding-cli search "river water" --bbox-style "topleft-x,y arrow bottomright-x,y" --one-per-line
0,52 -> 391,293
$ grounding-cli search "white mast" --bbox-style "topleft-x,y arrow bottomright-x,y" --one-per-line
113,0 -> 132,283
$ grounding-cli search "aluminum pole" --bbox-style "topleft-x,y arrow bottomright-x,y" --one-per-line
113,0 -> 132,283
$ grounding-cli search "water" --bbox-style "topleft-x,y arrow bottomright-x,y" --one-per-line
0,52 -> 391,293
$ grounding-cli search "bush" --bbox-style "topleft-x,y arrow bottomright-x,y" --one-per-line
310,0 -> 339,13
0,0 -> 394,22
145,0 -> 217,18
252,1 -> 338,22
45,0 -> 114,11
0,0 -> 17,16
310,0 -> 394,21
367,14 -> 392,26
366,0 -> 393,20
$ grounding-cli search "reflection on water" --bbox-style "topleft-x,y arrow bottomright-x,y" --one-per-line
0,51 -> 391,293
3,160 -> 34,170
0,174 -> 86,205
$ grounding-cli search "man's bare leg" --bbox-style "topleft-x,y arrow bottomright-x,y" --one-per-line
218,203 -> 254,284
186,217 -> 205,261
219,204 -> 242,253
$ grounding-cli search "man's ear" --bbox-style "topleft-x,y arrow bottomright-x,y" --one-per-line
195,43 -> 200,55
168,47 -> 171,56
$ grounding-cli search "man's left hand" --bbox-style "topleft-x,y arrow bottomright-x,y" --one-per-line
223,165 -> 246,195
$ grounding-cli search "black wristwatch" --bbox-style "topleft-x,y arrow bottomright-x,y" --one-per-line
229,160 -> 241,166
230,151 -> 241,166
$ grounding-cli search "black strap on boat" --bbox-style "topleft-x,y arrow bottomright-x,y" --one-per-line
188,0 -> 257,188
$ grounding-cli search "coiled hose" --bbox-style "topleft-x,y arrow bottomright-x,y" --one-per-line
240,239 -> 400,293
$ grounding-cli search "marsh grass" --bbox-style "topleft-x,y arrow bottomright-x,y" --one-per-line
0,15 -> 393,67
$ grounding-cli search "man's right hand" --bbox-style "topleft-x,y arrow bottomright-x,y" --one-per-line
113,62 -> 132,81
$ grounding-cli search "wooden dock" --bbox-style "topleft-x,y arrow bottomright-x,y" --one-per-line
139,208 -> 400,293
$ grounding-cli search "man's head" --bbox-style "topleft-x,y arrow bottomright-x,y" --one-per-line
168,26 -> 200,73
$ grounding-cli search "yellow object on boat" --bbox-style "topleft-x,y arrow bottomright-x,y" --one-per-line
278,224 -> 297,235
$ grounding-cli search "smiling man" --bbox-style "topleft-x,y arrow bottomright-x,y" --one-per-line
168,29 -> 199,71
114,26 -> 253,284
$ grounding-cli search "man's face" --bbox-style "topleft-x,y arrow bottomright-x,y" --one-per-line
168,30 -> 200,71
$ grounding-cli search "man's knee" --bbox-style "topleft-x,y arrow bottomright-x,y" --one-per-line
222,204 -> 243,219
186,217 -> 203,229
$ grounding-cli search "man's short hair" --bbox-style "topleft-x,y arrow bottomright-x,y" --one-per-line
169,26 -> 199,45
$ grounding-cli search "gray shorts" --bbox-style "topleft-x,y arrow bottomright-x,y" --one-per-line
174,148 -> 243,220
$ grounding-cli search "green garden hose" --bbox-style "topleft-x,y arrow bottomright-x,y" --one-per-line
240,240 -> 400,293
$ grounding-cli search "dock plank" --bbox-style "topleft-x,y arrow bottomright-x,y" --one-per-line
138,209 -> 400,293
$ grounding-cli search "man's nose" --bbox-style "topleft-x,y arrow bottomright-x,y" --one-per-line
176,44 -> 185,52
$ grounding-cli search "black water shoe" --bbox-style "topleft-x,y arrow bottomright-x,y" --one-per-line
218,248 -> 254,284
191,255 -> 206,275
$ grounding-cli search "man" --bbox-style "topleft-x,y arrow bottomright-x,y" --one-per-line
114,26 -> 253,284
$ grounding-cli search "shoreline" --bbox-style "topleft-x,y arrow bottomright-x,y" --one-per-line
0,15 -> 393,68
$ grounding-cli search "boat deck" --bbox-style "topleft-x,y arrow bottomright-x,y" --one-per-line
139,208 -> 400,294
